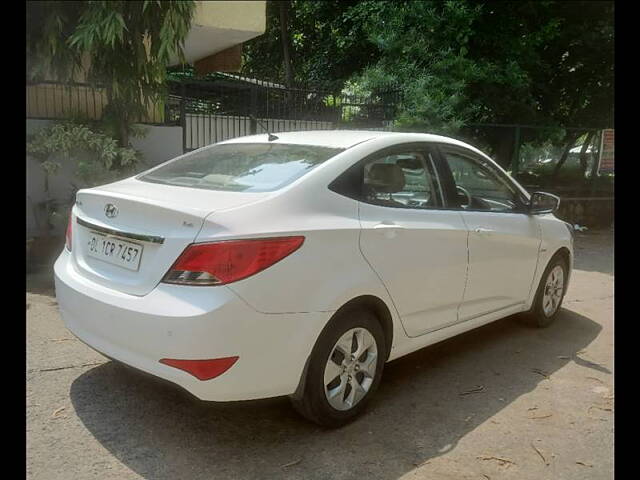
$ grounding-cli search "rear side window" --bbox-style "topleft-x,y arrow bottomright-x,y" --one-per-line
363,152 -> 441,209
139,143 -> 343,192
329,148 -> 443,209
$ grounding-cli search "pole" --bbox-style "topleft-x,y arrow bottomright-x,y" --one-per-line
511,125 -> 521,175
250,87 -> 258,134
180,83 -> 186,153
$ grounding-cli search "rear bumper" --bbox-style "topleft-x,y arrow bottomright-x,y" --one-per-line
54,250 -> 330,401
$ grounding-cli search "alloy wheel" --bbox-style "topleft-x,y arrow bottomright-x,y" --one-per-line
323,327 -> 378,411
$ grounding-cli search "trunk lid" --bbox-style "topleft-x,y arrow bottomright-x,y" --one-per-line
71,178 -> 267,296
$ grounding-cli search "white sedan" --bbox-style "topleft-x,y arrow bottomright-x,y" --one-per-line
54,130 -> 573,427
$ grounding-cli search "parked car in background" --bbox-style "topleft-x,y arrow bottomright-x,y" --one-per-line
54,130 -> 573,427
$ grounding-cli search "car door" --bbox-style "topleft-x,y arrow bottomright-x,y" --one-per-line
436,144 -> 542,321
356,144 -> 469,337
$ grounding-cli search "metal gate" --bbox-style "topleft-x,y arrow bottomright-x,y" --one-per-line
165,77 -> 400,152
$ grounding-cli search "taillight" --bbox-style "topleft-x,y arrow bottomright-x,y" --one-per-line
163,236 -> 305,286
65,211 -> 73,251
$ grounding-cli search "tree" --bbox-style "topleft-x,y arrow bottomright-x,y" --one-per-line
242,0 -> 382,91
26,0 -> 196,148
347,0 -> 613,166
277,0 -> 294,88
346,0 -> 484,134
242,1 -> 613,169
464,1 -> 613,167
27,121 -> 141,237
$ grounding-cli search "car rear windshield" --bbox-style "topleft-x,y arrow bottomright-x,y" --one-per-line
138,143 -> 344,192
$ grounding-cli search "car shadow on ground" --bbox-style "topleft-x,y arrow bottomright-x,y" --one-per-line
69,308 -> 602,480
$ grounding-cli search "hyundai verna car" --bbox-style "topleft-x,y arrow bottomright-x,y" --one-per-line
54,131 -> 573,427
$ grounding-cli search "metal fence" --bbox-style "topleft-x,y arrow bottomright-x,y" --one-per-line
26,78 -> 612,194
165,77 -> 400,151
27,77 -> 401,152
26,81 -> 165,123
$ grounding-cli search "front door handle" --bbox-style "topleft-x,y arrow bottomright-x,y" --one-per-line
474,227 -> 494,235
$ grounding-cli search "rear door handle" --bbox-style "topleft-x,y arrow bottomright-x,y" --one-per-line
374,222 -> 406,229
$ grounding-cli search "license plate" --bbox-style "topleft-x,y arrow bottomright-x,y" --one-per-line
85,232 -> 143,271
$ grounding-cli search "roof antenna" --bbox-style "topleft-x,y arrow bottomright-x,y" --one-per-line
251,115 -> 279,141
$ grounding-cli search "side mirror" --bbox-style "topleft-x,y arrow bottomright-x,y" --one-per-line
528,191 -> 560,214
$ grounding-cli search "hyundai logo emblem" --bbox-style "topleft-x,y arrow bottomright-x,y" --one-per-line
104,204 -> 119,218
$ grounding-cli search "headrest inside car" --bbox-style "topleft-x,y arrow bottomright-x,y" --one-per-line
366,163 -> 406,193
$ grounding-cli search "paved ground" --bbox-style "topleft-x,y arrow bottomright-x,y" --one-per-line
27,230 -> 613,480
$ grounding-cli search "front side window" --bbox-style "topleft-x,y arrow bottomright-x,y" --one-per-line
139,143 -> 344,192
441,148 -> 520,212
361,151 -> 442,209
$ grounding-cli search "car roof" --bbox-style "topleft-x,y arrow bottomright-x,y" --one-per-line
218,130 -> 468,150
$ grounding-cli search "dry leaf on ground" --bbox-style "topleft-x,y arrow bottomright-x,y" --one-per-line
51,407 -> 66,418
531,443 -> 549,466
459,385 -> 484,396
476,455 -> 516,468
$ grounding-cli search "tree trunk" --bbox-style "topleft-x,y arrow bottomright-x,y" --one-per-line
551,131 -> 581,179
588,130 -> 603,196
42,172 -> 51,239
105,86 -> 130,149
578,131 -> 595,179
117,114 -> 129,149
486,130 -> 515,169
278,0 -> 294,89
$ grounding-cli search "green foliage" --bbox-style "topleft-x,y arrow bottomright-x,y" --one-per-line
27,121 -> 141,187
27,119 -> 144,236
242,0 -> 613,169
341,1 -> 483,134
99,104 -> 150,142
242,0 -> 383,91
340,0 -> 613,131
27,1 -> 196,145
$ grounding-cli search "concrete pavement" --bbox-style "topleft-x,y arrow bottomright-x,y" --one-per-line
26,230 -> 613,479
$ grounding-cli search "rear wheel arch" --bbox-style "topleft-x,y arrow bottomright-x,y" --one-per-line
291,294 -> 394,401
332,295 -> 394,360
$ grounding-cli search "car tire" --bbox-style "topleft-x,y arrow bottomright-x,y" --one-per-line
521,255 -> 568,328
290,308 -> 386,428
